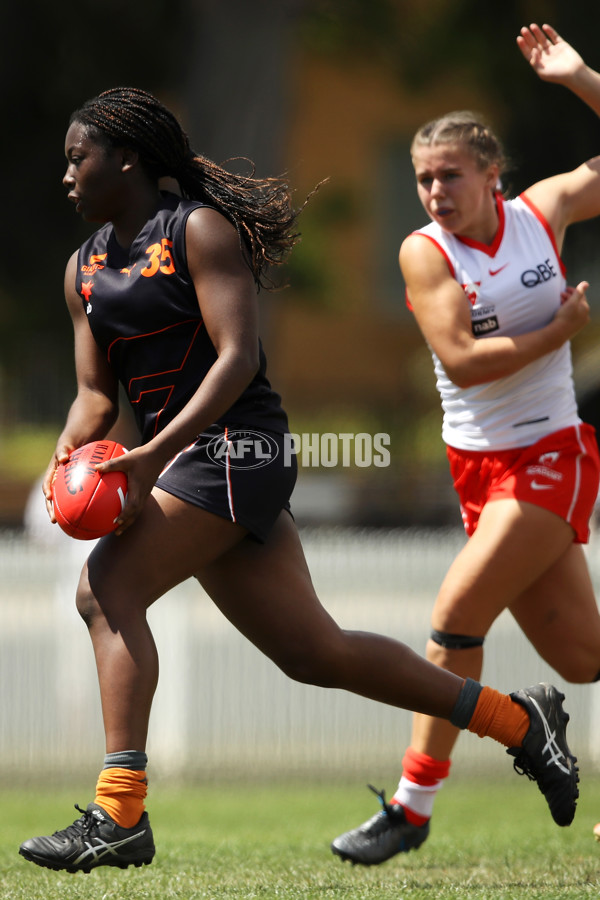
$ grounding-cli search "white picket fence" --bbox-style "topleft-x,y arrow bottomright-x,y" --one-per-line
1,524 -> 600,783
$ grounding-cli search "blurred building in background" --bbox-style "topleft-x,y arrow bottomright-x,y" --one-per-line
1,0 -> 600,530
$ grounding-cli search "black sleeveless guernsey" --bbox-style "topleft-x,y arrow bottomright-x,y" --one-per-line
75,192 -> 289,444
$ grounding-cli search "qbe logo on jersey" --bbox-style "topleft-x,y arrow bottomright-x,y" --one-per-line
207,430 -> 279,470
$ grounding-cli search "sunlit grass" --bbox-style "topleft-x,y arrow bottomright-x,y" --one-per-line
1,778 -> 600,899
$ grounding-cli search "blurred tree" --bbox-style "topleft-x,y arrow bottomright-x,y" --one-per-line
298,0 -> 600,278
181,0 -> 306,176
0,0 -> 186,420
1,0 -> 599,427
0,0 -> 308,423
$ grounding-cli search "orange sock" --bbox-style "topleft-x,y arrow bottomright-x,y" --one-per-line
466,686 -> 529,748
94,768 -> 148,828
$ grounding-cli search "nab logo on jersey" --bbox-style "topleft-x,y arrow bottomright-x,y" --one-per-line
472,315 -> 500,335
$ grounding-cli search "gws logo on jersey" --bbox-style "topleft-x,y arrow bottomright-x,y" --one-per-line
81,253 -> 107,275
461,282 -> 480,305
207,430 -> 279,470
521,258 -> 557,288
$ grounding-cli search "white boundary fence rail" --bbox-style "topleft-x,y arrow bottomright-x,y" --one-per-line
1,525 -> 599,782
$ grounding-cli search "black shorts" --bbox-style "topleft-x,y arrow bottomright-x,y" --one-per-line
155,424 -> 297,542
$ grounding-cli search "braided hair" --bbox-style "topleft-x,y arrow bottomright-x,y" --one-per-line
69,87 -> 303,289
411,110 -> 508,180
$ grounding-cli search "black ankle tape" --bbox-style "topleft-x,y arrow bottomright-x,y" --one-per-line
450,677 -> 484,729
103,750 -> 148,770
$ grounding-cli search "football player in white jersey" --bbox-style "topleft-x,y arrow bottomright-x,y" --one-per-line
332,23 -> 600,865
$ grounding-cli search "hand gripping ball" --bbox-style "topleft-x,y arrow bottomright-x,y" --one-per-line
51,440 -> 128,540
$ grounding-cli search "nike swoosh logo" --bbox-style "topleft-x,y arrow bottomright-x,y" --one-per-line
489,264 -> 508,276
531,481 -> 554,491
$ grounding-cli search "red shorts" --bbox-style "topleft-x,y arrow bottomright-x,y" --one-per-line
446,423 -> 600,544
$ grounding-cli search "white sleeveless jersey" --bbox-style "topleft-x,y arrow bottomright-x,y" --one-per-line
412,193 -> 580,451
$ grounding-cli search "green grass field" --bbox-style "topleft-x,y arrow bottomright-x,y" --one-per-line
1,778 -> 600,899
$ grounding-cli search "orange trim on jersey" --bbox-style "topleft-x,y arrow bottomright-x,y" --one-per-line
107,319 -> 203,438
106,318 -> 202,361
519,192 -> 567,277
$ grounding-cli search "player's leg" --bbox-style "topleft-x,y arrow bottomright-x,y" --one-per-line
80,488 -> 249,753
509,541 -> 600,683
508,540 -> 600,844
19,487 -> 249,873
411,498 -> 577,754
198,509 -> 578,838
19,427 -> 296,872
331,498 -> 576,864
19,500 -> 579,871
197,509 -> 464,715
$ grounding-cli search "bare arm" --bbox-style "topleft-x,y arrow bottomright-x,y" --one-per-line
42,252 -> 120,516
517,23 -> 600,115
517,24 -> 600,241
141,208 -> 260,464
401,234 -> 590,389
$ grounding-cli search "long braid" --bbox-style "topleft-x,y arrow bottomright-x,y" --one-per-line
70,87 -> 303,288
176,156 -> 303,286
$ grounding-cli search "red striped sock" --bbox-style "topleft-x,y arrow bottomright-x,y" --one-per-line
392,747 -> 451,825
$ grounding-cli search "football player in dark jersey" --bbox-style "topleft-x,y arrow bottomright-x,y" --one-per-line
19,87 -> 578,873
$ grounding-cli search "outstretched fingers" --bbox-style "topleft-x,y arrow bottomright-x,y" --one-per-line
539,23 -> 560,43
516,23 -> 560,65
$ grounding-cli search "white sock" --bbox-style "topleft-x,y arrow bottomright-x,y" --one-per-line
392,775 -> 444,820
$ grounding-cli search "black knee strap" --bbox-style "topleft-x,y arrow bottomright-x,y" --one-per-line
430,629 -> 485,650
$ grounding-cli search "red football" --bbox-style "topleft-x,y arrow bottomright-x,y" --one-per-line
52,440 -> 128,540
